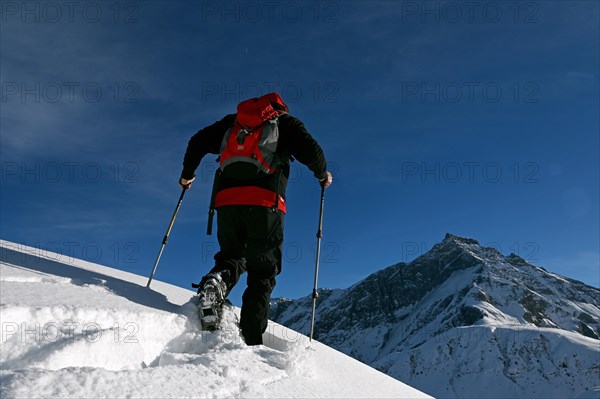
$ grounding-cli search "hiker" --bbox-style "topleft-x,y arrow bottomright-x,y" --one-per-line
179,92 -> 332,345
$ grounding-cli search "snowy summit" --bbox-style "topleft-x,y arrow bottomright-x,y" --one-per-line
271,234 -> 600,399
0,239 -> 430,398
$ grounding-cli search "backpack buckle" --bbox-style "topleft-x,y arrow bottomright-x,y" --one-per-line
237,129 -> 249,144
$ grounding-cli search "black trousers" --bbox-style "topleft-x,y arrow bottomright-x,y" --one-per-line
207,206 -> 284,345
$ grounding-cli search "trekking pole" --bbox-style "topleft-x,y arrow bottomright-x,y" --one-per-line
309,185 -> 326,342
146,187 -> 187,288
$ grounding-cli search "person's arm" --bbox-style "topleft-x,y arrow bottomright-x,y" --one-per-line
283,114 -> 331,186
180,114 -> 235,187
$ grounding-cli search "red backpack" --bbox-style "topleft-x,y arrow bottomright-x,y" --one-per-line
219,92 -> 288,179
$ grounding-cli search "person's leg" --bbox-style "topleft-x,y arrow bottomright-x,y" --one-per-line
197,206 -> 250,330
239,207 -> 284,345
201,206 -> 247,293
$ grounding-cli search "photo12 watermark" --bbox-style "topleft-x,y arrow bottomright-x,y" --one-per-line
399,240 -> 540,263
200,240 -> 340,265
399,1 -> 540,24
399,161 -> 540,184
1,241 -> 141,266
1,161 -> 141,185
420,322 -> 543,344
198,160 -> 341,185
2,321 -> 139,344
400,81 -> 540,104
1,82 -> 140,104
198,1 -> 340,24
201,81 -> 340,104
1,1 -> 141,24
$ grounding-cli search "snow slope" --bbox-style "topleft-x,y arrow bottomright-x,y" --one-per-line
0,239 -> 430,399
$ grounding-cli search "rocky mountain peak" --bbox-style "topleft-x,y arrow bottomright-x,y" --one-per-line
270,234 -> 600,399
442,233 -> 480,246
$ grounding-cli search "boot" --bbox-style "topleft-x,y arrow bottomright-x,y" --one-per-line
197,271 -> 229,330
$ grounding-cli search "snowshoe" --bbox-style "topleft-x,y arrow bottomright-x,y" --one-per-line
194,273 -> 228,331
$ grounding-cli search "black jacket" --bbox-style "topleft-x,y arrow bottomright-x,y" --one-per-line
181,113 -> 328,200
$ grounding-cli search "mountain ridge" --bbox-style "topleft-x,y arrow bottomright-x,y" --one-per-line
270,233 -> 600,398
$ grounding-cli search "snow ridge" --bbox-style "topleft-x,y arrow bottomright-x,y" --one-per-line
0,240 -> 429,399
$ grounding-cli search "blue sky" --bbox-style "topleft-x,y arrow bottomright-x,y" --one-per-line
1,1 -> 598,306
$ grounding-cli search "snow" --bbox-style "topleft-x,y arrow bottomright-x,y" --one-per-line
270,235 -> 600,399
378,324 -> 600,399
0,240 -> 431,398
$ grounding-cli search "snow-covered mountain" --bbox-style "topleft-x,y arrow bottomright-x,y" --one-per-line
0,239 -> 430,398
270,233 -> 600,399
